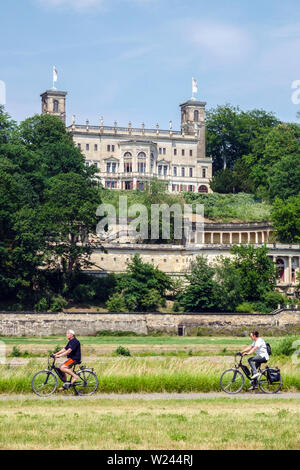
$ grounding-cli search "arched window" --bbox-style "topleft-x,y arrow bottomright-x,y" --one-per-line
276,258 -> 285,282
137,152 -> 146,159
53,100 -> 59,113
124,152 -> 132,158
198,185 -> 208,193
194,110 -> 199,122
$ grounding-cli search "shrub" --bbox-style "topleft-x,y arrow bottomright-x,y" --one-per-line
10,346 -> 21,357
72,284 -> 95,303
115,346 -> 131,356
106,293 -> 126,312
264,291 -> 286,311
124,295 -> 138,312
50,295 -> 67,312
97,330 -> 142,337
34,297 -> 49,312
235,302 -> 254,313
172,301 -> 181,312
273,336 -> 300,356
140,289 -> 162,311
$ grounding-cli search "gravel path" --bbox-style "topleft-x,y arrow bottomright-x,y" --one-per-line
1,392 -> 300,400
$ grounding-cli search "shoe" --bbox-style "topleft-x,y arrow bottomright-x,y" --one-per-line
251,372 -> 259,380
248,385 -> 258,391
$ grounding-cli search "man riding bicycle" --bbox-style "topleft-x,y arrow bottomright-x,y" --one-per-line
54,329 -> 81,391
241,331 -> 269,390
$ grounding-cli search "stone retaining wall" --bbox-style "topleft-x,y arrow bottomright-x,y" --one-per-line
0,309 -> 300,336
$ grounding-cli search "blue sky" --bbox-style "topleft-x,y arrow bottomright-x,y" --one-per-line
1,0 -> 300,128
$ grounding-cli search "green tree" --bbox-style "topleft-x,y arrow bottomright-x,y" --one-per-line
214,257 -> 243,311
244,124 -> 300,197
272,195 -> 300,243
206,105 -> 279,172
268,154 -> 300,202
209,168 -> 237,193
42,172 -> 101,281
180,256 -> 220,312
116,254 -> 172,311
230,244 -> 277,301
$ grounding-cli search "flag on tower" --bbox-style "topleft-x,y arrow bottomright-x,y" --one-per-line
53,66 -> 58,83
192,77 -> 198,94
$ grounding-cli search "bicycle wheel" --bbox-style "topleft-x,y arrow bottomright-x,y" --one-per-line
73,369 -> 99,396
258,370 -> 282,394
220,368 -> 245,394
32,370 -> 58,397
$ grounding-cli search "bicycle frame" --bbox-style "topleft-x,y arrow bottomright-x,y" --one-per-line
234,353 -> 267,380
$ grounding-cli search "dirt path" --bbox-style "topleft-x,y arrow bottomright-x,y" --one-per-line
1,392 -> 300,400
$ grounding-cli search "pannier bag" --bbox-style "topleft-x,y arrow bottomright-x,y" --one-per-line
267,367 -> 281,383
241,364 -> 251,378
266,343 -> 272,356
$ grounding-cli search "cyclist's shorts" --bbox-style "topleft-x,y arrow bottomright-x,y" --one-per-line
63,358 -> 76,368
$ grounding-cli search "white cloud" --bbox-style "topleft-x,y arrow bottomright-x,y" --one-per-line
38,0 -> 104,10
187,21 -> 253,63
37,0 -> 157,11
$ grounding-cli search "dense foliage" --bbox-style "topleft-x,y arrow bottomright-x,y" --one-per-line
179,246 -> 282,313
0,107 -> 102,308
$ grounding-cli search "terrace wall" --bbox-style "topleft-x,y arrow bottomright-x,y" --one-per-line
0,309 -> 300,336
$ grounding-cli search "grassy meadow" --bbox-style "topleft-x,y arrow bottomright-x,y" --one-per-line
0,335 -> 299,394
0,397 -> 299,450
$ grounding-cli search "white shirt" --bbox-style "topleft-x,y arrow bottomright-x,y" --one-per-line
252,338 -> 269,360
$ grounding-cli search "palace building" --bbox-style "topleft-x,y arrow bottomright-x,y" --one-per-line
40,88 -> 212,193
39,85 -> 300,295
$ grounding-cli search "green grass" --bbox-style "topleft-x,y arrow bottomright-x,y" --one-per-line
0,335 -> 286,346
0,397 -> 299,449
0,355 -> 299,394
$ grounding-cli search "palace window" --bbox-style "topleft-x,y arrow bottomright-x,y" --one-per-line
138,162 -> 146,173
86,144 -> 89,151
112,163 -> 116,173
106,163 -> 111,173
107,145 -> 111,152
198,185 -> 208,193
181,167 -> 185,177
182,149 -> 185,156
94,144 -> 98,151
112,145 -> 115,152
163,166 -> 168,176
190,149 -> 193,157
158,165 -> 162,175
194,110 -> 199,122
202,168 -> 206,178
276,258 -> 285,282
189,167 -> 193,177
77,143 -> 81,149
173,166 -> 177,177
150,153 -> 154,171
124,162 -> 132,173
53,100 -> 59,113
174,148 -> 177,155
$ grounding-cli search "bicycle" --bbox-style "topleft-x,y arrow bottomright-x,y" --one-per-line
220,353 -> 282,394
31,355 -> 99,397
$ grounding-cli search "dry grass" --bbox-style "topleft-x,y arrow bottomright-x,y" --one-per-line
0,397 -> 299,450
1,356 -> 299,394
